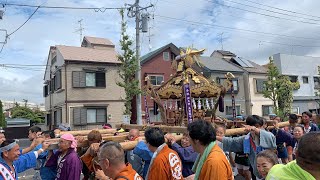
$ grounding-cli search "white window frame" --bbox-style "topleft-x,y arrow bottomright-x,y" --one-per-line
225,105 -> 241,116
262,105 -> 274,116
86,72 -> 96,87
86,109 -> 97,123
149,108 -> 161,122
291,107 -> 300,114
163,52 -> 170,61
302,76 -> 309,84
314,76 -> 320,89
149,75 -> 164,86
218,78 -> 239,92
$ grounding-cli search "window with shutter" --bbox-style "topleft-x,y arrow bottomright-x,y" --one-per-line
72,71 -> 81,87
80,71 -> 86,87
73,107 -> 82,125
80,108 -> 87,125
55,70 -> 61,90
57,109 -> 62,125
73,71 -> 86,88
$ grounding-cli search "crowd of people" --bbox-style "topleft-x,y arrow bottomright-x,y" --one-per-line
0,112 -> 319,180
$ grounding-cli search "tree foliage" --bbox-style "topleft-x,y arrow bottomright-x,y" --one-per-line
263,57 -> 300,118
0,100 -> 5,127
11,106 -> 45,124
116,9 -> 141,115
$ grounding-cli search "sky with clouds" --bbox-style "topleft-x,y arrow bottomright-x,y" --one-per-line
0,0 -> 319,104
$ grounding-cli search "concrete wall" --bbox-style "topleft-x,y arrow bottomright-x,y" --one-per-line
65,63 -> 125,101
44,61 -> 125,128
67,101 -> 125,130
273,53 -> 320,97
248,74 -> 273,117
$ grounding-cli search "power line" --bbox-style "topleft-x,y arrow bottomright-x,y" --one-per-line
155,15 -> 318,40
204,0 -> 320,25
160,0 -> 296,32
241,0 -> 320,19
222,0 -> 320,22
1,3 -> 123,11
7,6 -> 40,37
154,19 -> 320,48
0,63 -> 48,66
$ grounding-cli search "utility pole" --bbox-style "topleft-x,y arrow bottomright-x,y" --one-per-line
127,0 -> 153,125
75,19 -> 84,44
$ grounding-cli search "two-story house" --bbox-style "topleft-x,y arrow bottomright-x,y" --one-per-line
210,50 -> 274,117
43,36 -> 125,130
200,56 -> 247,118
227,57 -> 273,117
133,43 -> 180,123
273,53 -> 320,114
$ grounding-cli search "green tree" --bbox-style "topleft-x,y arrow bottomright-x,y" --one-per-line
11,106 -> 45,124
0,100 -> 5,127
263,56 -> 300,118
116,9 -> 141,116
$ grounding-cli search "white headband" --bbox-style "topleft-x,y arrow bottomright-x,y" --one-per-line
0,141 -> 17,152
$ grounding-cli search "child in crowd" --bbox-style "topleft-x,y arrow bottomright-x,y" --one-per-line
166,133 -> 198,178
216,125 -> 238,177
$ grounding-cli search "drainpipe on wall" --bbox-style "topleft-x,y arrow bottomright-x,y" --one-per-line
64,62 -> 68,125
243,71 -> 252,115
49,58 -> 53,130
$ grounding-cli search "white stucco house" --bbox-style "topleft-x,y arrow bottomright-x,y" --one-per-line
272,53 -> 320,114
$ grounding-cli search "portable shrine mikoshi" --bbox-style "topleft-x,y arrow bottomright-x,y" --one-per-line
143,47 -> 235,126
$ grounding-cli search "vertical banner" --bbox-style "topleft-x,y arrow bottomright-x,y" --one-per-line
144,96 -> 150,124
184,83 -> 193,123
231,83 -> 236,118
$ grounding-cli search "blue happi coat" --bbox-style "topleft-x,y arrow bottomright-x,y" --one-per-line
0,151 -> 37,180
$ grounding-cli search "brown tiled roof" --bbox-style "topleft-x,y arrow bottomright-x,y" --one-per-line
83,36 -> 114,46
56,45 -> 120,64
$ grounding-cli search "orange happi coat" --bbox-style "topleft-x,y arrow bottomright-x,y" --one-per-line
147,144 -> 183,180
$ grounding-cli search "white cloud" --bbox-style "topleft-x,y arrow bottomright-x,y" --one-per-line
0,0 -> 320,103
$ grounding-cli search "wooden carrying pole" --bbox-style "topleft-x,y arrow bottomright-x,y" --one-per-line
116,121 -> 292,136
48,134 -> 183,150
48,121 -> 292,150
58,129 -> 117,136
